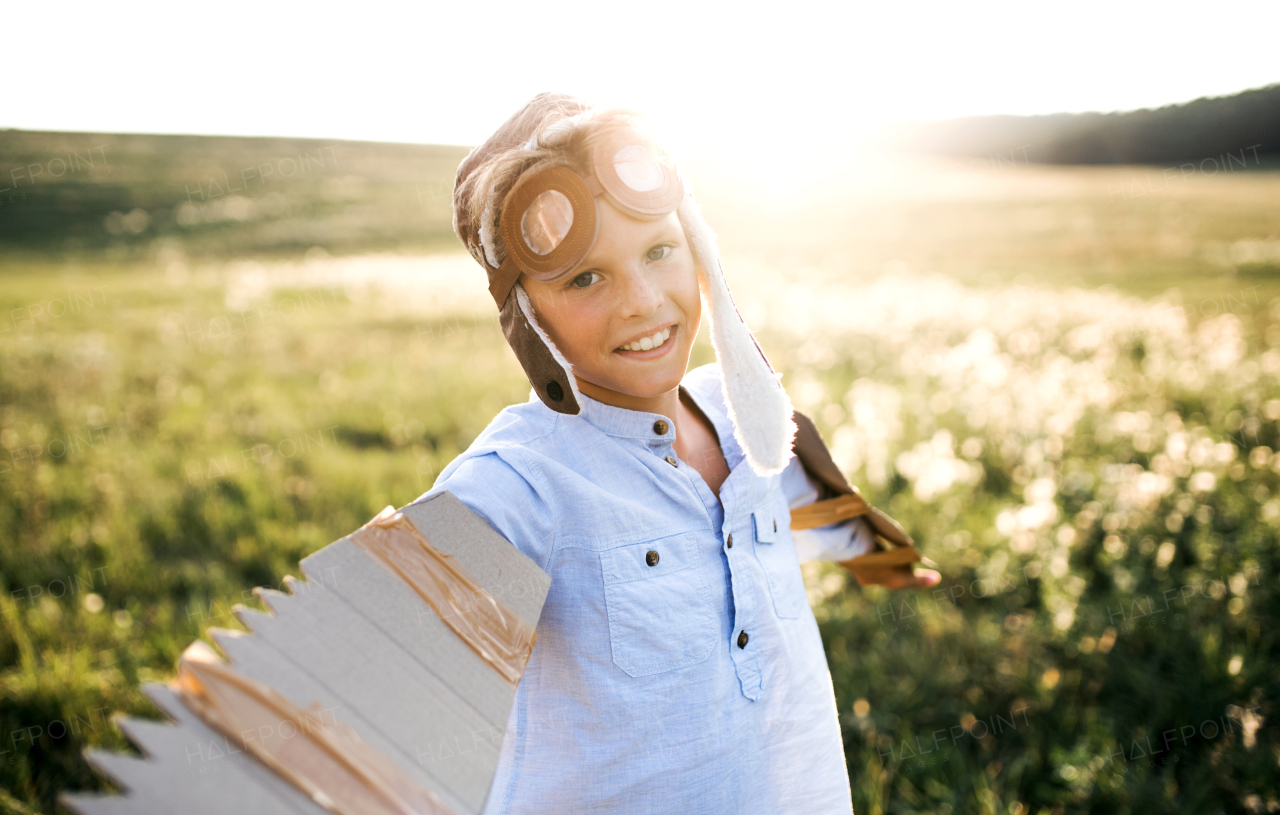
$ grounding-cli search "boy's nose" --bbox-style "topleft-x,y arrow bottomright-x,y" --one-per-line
616,266 -> 664,318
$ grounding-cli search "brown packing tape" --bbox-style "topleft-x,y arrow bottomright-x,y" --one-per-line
171,641 -> 454,815
350,507 -> 537,686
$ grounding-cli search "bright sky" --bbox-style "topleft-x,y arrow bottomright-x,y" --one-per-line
8,0 -> 1277,157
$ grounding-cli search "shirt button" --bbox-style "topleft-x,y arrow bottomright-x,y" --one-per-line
645,550 -> 659,567
653,419 -> 669,435
737,631 -> 749,648
726,534 -> 733,549
664,456 -> 678,467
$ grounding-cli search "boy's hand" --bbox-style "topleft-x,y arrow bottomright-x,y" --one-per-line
836,542 -> 940,590
849,563 -> 942,590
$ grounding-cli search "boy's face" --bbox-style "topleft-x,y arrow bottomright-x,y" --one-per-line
519,197 -> 701,406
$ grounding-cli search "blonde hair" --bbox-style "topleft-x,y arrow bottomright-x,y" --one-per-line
455,106 -> 678,270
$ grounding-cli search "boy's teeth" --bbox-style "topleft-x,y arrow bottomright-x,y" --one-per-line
624,326 -> 672,352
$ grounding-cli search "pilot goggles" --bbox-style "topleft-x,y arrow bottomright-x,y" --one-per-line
487,132 -> 684,306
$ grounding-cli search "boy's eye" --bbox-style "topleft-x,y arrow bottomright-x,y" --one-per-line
569,271 -> 600,289
647,245 -> 672,262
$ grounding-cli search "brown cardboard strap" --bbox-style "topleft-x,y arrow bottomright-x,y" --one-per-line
173,641 -> 454,815
789,494 -> 870,531
837,545 -> 926,585
488,256 -> 522,310
791,410 -> 857,498
839,546 -> 923,570
350,508 -> 537,686
790,409 -> 916,551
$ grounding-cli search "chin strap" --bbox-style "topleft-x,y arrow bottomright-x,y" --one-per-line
788,410 -> 930,583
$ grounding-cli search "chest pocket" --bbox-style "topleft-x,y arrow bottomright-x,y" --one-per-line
600,534 -> 717,677
753,502 -> 809,619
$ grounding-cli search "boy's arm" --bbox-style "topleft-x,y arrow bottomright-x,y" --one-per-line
415,451 -> 557,573
782,457 -> 876,563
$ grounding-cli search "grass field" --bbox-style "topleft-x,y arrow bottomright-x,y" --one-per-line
2,131 -> 1279,813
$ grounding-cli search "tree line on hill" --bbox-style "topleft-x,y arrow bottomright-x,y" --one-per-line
893,83 -> 1280,166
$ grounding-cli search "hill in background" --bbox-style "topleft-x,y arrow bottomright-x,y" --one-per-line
2,106 -> 1279,298
0,130 -> 468,256
893,83 -> 1280,166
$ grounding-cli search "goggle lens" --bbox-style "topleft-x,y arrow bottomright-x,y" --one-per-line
520,189 -> 574,255
612,144 -> 664,193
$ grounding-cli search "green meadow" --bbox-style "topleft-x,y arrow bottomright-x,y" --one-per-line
2,131 -> 1279,813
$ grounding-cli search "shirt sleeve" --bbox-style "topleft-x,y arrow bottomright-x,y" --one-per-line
780,455 -> 876,564
417,451 -> 558,572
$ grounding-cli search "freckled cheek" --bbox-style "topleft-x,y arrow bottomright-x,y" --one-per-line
671,261 -> 701,332
536,297 -> 607,360
563,304 -> 618,357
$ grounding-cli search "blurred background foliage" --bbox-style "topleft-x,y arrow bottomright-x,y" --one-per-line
1,117 -> 1279,814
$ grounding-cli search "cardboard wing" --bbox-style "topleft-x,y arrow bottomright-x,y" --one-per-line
61,491 -> 550,815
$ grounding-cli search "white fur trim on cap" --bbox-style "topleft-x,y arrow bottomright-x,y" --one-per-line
677,196 -> 796,475
479,197 -> 499,269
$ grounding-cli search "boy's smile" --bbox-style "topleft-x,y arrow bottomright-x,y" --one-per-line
616,324 -> 673,355
519,196 -> 701,414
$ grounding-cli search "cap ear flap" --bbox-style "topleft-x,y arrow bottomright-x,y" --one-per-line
677,197 -> 795,475
498,284 -> 582,415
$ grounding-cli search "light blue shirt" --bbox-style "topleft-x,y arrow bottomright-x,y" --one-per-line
418,363 -> 872,814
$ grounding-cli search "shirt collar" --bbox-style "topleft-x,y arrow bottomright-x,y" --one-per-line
573,389 -> 679,443
567,383 -> 747,475
529,380 -> 762,506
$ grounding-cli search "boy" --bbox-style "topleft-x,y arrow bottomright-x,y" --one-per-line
419,93 -> 938,814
